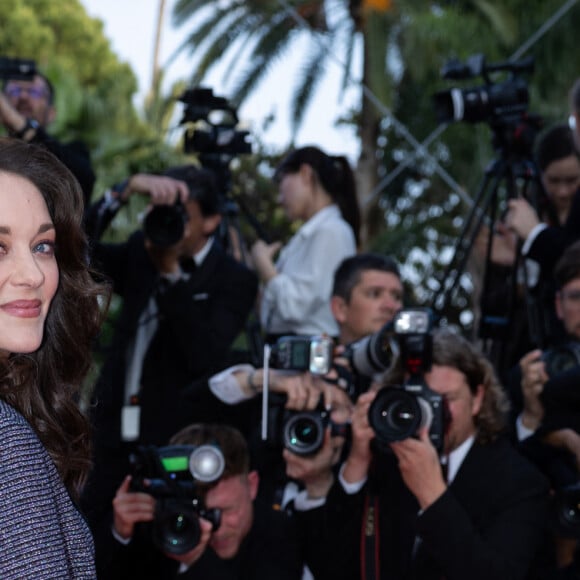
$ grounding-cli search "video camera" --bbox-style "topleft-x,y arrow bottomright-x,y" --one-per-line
179,87 -> 252,158
362,308 -> 448,452
129,444 -> 224,555
143,87 -> 253,248
0,56 -> 36,81
433,53 -> 533,125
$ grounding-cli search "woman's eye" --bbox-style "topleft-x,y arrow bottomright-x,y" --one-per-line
34,241 -> 56,255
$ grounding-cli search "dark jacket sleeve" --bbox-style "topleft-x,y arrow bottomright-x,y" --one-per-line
415,441 -> 549,580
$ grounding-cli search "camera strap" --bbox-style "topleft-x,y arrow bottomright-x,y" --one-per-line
360,489 -> 381,580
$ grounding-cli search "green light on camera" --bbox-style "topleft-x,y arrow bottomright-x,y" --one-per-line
161,456 -> 189,472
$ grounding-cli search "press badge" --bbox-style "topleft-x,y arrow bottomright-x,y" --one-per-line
121,405 -> 141,441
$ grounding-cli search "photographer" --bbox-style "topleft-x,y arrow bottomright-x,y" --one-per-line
208,253 -> 404,405
511,239 -> 580,446
100,423 -> 302,579
0,70 -> 96,206
207,253 -> 404,491
298,330 -> 549,580
82,166 -> 258,550
505,78 -> 580,285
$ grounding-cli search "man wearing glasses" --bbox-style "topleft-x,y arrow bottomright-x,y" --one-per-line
0,72 -> 96,206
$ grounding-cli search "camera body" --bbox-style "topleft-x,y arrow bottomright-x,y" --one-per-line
143,200 -> 189,248
129,444 -> 224,555
366,308 -> 447,452
262,335 -> 341,456
269,335 -> 334,376
542,341 -> 580,378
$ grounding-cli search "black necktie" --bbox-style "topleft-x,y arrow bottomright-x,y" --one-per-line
179,257 -> 197,273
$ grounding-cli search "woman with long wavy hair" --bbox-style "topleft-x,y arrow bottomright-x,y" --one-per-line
0,138 -> 108,578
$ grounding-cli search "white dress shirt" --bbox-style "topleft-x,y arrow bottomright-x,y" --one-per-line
260,204 -> 356,337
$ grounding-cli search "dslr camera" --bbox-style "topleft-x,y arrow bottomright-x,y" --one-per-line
365,308 -> 448,452
143,200 -> 189,248
129,444 -> 224,555
263,335 -> 346,455
542,341 -> 580,378
265,394 -> 349,456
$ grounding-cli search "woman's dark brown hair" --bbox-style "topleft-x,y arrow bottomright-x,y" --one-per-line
0,138 -> 109,500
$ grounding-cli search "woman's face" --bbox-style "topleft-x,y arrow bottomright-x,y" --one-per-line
0,172 -> 58,357
277,167 -> 314,221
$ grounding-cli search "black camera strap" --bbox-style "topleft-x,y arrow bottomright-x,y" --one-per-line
361,489 -> 380,580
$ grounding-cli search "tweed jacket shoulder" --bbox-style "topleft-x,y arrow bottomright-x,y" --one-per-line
0,399 -> 95,579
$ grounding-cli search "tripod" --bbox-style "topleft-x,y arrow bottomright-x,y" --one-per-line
200,153 -> 268,367
430,115 -> 545,373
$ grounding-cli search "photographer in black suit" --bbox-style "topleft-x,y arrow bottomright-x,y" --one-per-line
298,329 -> 549,580
82,165 -> 258,555
511,240 -> 580,445
101,423 -> 302,579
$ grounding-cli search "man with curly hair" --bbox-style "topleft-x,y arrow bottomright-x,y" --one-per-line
297,330 -> 550,580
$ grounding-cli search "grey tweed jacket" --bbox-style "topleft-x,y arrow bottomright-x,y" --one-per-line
0,399 -> 95,579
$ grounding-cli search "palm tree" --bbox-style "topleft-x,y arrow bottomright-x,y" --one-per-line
171,0 -> 400,243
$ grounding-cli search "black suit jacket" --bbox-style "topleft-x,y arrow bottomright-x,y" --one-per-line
83,231 -> 258,531
299,436 -> 549,580
527,185 -> 580,276
90,230 -> 257,445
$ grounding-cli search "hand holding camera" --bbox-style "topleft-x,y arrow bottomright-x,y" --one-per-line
341,390 -> 377,485
113,474 -> 156,541
519,349 -> 548,431
126,444 -> 224,556
389,427 -> 447,510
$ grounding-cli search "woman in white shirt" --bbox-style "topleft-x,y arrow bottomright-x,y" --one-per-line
251,146 -> 360,341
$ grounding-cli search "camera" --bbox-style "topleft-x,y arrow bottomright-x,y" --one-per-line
179,87 -> 252,158
269,335 -> 334,376
265,394 -> 349,456
552,482 -> 580,538
346,308 -> 432,378
433,53 -> 533,125
143,200 -> 189,248
366,308 -> 448,452
345,320 -> 398,378
129,444 -> 224,555
0,56 -> 36,81
262,335 -> 345,455
542,341 -> 580,378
